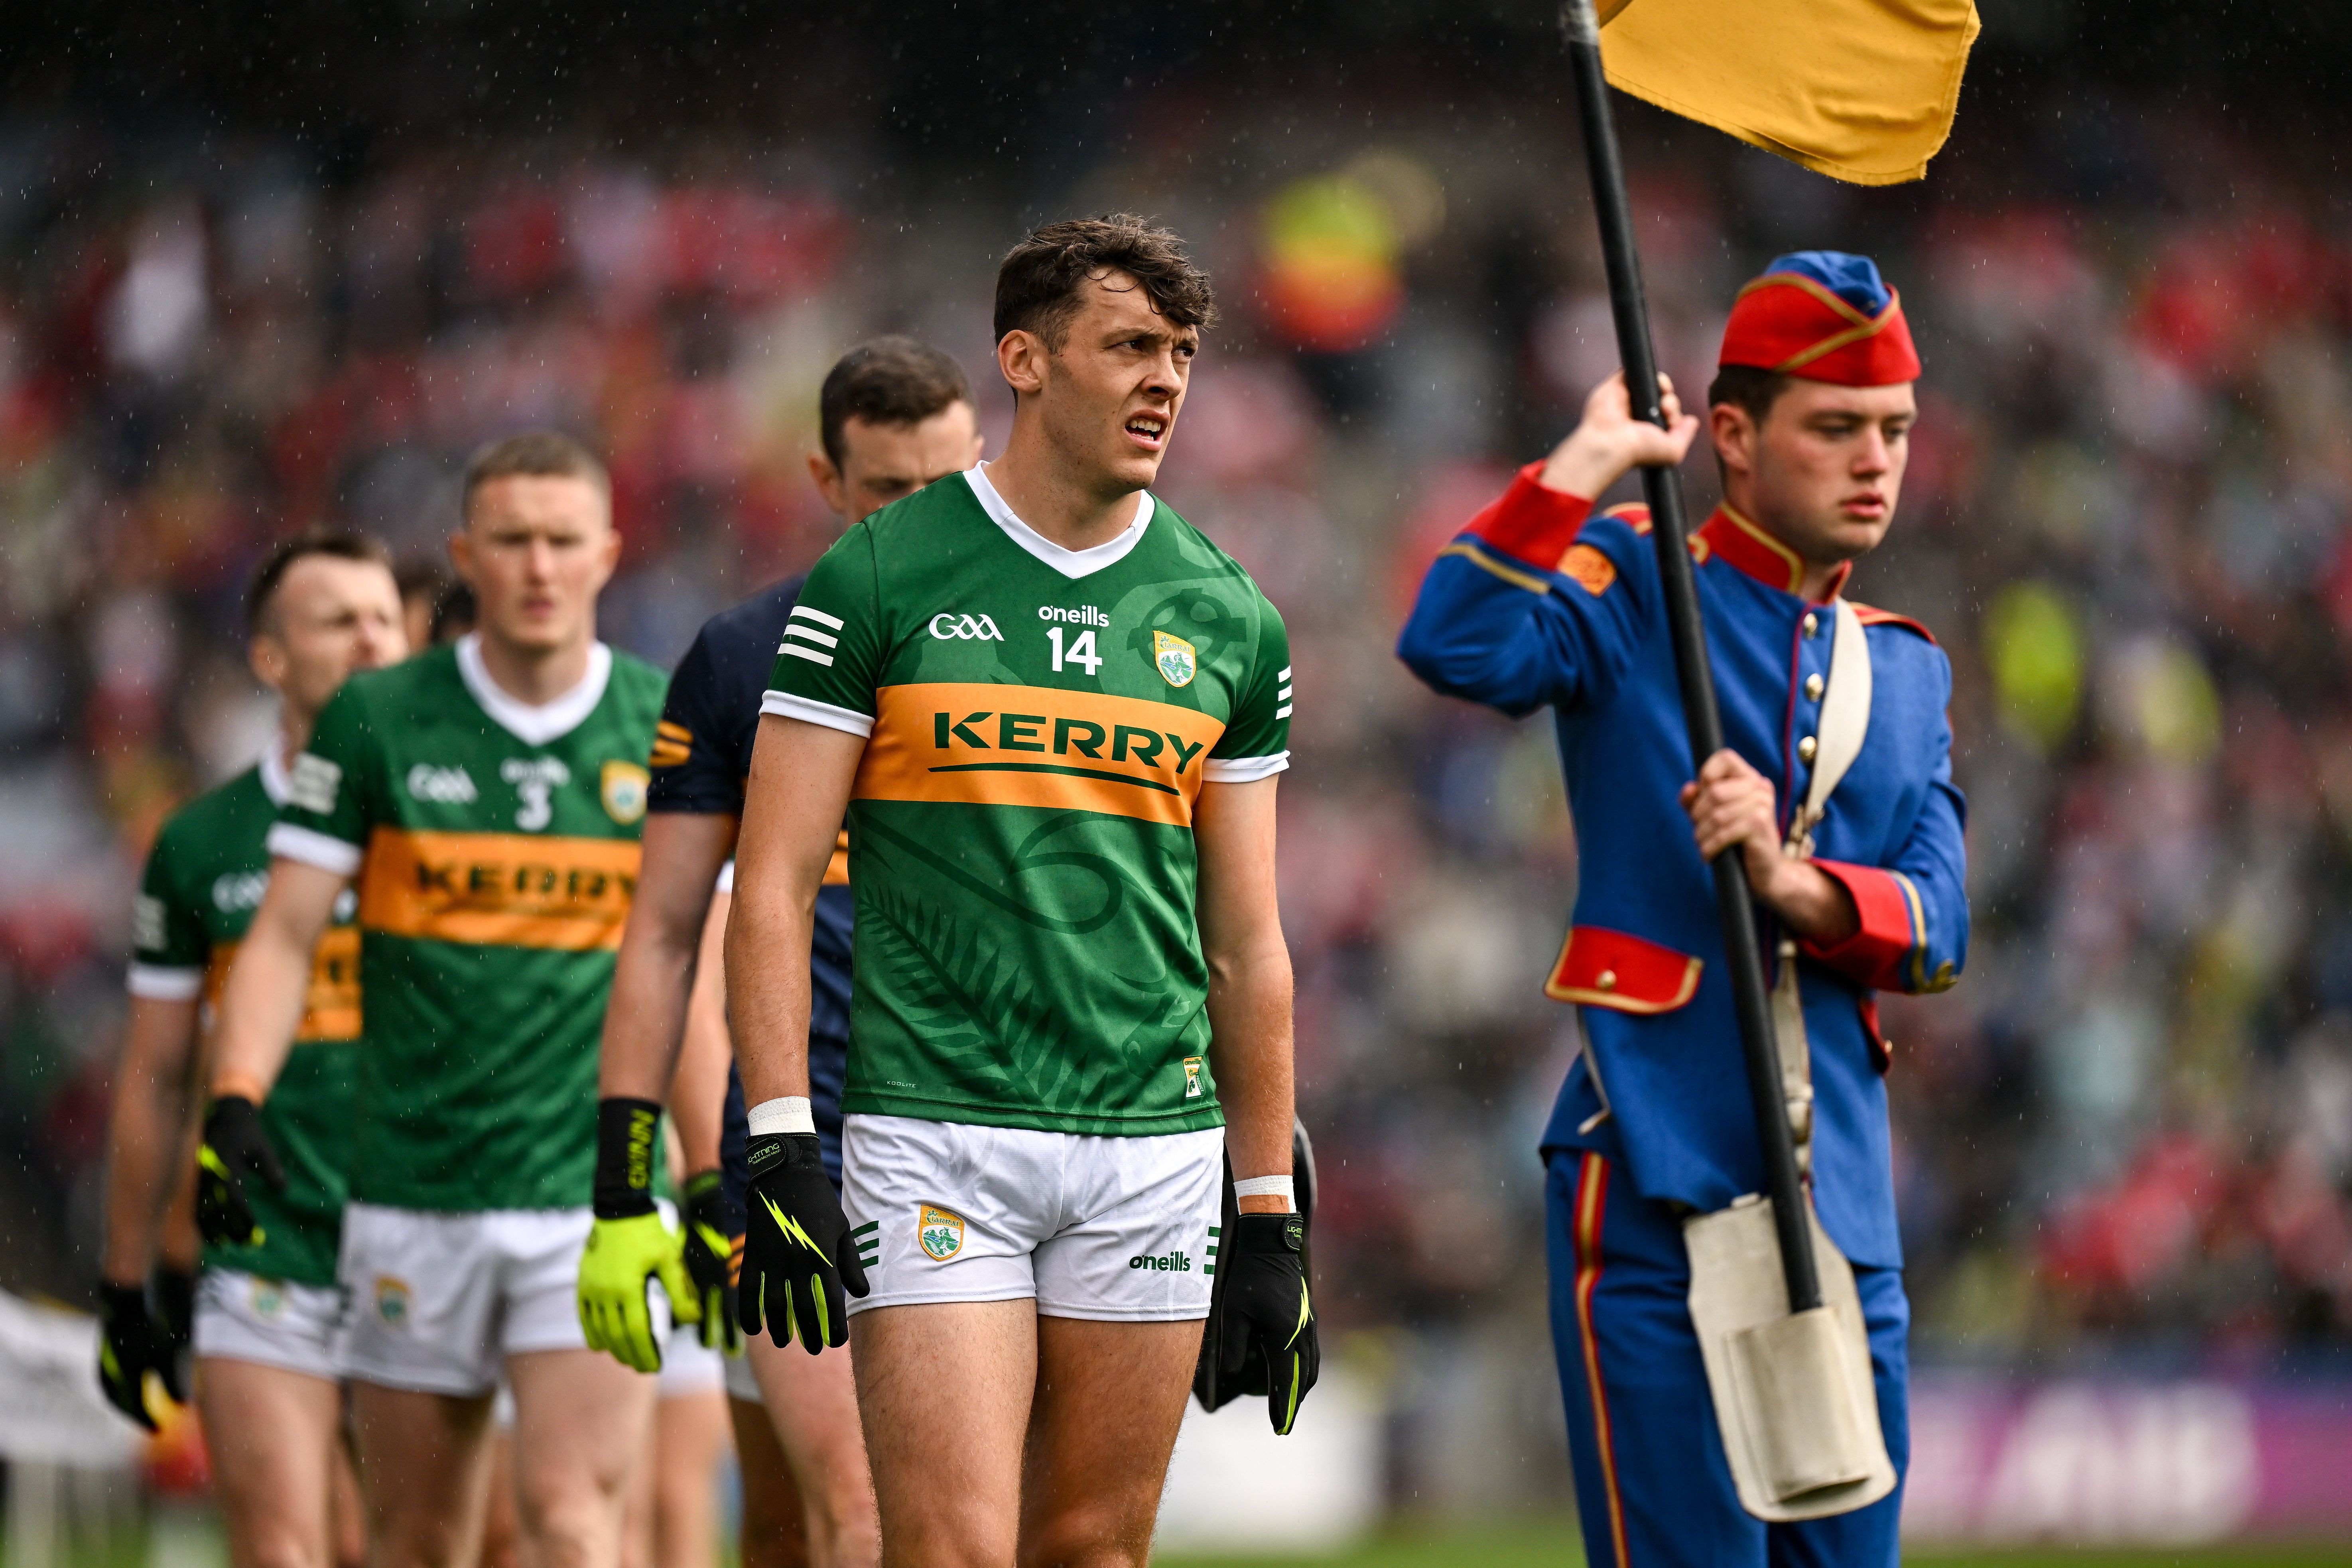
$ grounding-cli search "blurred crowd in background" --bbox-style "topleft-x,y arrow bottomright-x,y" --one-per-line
5,32 -> 2352,1509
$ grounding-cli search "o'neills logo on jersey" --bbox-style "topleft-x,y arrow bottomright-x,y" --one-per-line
356,827 -> 640,951
853,683 -> 1227,828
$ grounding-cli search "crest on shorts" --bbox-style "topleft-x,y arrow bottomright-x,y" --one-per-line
1153,630 -> 1197,688
374,1276 -> 410,1327
917,1204 -> 965,1261
249,1278 -> 286,1319
1183,1056 -> 1206,1099
602,760 -> 650,825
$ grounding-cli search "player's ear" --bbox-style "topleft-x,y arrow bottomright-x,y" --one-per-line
447,529 -> 476,589
997,329 -> 1046,398
808,449 -> 849,518
249,633 -> 287,693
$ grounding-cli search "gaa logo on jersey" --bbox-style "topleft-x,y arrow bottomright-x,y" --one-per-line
601,760 -> 650,825
1153,630 -> 1197,688
929,613 -> 1004,641
917,1204 -> 965,1261
374,1276 -> 411,1328
1183,1056 -> 1206,1099
406,764 -> 478,805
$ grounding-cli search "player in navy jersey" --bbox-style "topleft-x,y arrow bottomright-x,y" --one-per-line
581,337 -> 983,1568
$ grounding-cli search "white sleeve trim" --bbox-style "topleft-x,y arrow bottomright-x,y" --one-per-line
126,963 -> 204,1001
265,822 -> 366,877
1202,752 -> 1291,784
761,691 -> 875,739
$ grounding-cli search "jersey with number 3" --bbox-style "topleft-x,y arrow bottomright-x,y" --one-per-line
762,467 -> 1292,1137
268,636 -> 666,1212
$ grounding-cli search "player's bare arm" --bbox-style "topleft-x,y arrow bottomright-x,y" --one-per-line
669,890 -> 736,1171
1194,776 -> 1295,1211
101,996 -> 202,1286
194,860 -> 349,1245
728,716 -> 865,1110
597,812 -> 739,1104
208,861 -> 349,1107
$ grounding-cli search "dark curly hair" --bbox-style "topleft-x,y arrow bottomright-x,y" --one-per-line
993,214 -> 1218,351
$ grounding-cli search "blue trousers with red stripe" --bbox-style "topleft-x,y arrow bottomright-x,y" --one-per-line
1544,1150 -> 1909,1568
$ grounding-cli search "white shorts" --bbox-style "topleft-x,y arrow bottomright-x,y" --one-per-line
193,1269 -> 344,1381
335,1203 -> 595,1396
722,1344 -> 761,1405
658,1323 -> 724,1397
840,1115 -> 1223,1322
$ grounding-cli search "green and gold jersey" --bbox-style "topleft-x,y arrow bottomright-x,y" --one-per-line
763,467 -> 1292,1137
268,637 -> 666,1212
130,754 -> 360,1286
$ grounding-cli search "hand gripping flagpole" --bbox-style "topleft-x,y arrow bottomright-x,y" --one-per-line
1558,0 -> 1821,1315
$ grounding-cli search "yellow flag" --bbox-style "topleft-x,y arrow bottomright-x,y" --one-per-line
1597,0 -> 1980,185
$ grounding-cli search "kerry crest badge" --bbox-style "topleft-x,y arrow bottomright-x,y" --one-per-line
1154,630 -> 1197,688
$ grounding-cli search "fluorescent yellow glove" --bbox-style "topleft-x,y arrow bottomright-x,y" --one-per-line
577,1209 -> 696,1374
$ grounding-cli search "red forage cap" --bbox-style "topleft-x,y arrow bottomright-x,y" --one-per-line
1718,250 -> 1921,387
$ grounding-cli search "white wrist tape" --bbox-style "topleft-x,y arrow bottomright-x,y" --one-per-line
1233,1174 -> 1295,1209
747,1097 -> 815,1137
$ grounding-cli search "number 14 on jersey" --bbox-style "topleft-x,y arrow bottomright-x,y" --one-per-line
1046,626 -> 1102,676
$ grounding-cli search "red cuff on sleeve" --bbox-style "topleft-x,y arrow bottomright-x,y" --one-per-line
1802,860 -> 1918,990
1462,463 -> 1592,569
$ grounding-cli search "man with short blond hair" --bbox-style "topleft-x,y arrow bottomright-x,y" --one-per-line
197,430 -> 668,1568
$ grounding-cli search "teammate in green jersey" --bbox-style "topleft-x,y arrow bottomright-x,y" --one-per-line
98,530 -> 406,1568
730,217 -> 1318,1568
198,433 -> 668,1568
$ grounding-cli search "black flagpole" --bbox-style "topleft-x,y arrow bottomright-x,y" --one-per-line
1558,0 -> 1821,1314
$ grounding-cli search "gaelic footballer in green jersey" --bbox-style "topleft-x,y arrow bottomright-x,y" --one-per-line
255,633 -> 664,1389
763,466 -> 1291,1137
100,531 -> 404,1568
133,751 -> 362,1295
731,223 -> 1313,1568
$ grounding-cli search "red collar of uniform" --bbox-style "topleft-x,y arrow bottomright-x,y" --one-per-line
1692,504 -> 1850,603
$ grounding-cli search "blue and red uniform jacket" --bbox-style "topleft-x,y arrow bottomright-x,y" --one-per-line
1397,466 -> 1968,1269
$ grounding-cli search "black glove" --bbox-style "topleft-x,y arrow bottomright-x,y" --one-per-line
96,1281 -> 169,1431
738,1132 -> 866,1353
150,1267 -> 194,1403
682,1170 -> 741,1355
1219,1211 -> 1321,1434
196,1095 -> 284,1247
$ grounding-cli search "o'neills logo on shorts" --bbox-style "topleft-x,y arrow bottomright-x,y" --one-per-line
918,1205 -> 965,1261
1129,1250 -> 1192,1272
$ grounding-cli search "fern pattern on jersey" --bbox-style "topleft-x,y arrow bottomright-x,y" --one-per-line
855,811 -> 1186,1110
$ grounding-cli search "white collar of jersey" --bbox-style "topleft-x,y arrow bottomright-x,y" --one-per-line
456,632 -> 614,747
963,465 -> 1152,580
257,739 -> 293,807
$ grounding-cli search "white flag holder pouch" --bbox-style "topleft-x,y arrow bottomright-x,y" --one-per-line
1682,598 -> 1897,1522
